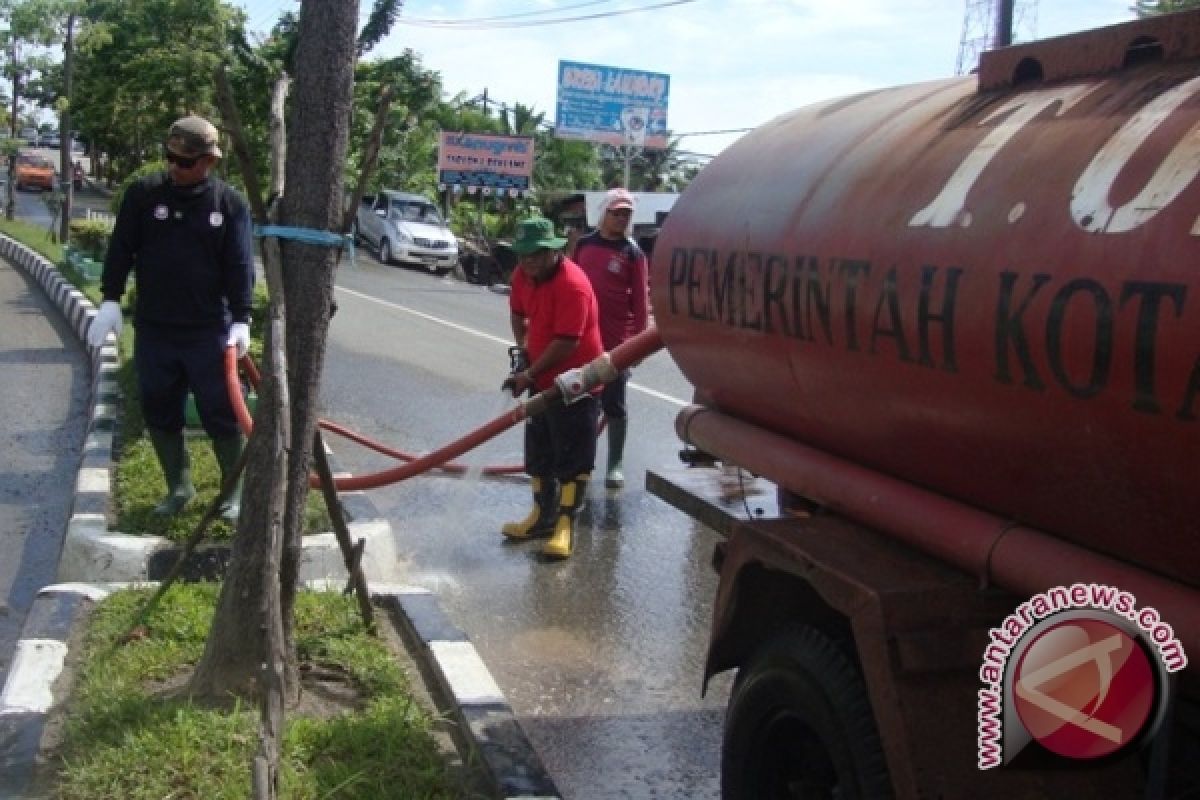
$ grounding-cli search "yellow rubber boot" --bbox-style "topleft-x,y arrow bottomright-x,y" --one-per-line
502,477 -> 558,539
543,474 -> 589,560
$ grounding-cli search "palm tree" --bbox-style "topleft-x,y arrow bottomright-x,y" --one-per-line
1133,0 -> 1200,16
599,133 -> 698,191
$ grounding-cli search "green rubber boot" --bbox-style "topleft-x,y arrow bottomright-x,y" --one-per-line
605,417 -> 628,489
543,474 -> 589,560
147,428 -> 196,516
502,476 -> 559,539
211,435 -> 245,522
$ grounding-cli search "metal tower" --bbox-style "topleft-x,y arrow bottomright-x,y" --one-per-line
956,0 -> 1039,75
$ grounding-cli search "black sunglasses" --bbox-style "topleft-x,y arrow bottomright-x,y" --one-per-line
164,150 -> 201,168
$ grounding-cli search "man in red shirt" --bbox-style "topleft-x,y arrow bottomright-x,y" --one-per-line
502,217 -> 604,559
573,188 -> 650,489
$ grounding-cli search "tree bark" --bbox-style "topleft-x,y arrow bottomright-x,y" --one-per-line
341,84 -> 392,233
251,272 -> 289,799
186,0 -> 359,706
277,0 -> 360,674
188,262 -> 290,699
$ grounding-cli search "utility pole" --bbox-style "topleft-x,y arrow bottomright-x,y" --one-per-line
7,40 -> 20,221
995,0 -> 1014,47
956,0 -> 1038,75
59,13 -> 75,244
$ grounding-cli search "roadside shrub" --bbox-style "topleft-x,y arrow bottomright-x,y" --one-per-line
69,217 -> 113,260
110,159 -> 166,214
448,200 -> 524,241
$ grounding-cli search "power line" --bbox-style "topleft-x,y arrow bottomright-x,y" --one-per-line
674,127 -> 752,137
398,0 -> 698,30
245,0 -> 295,32
417,0 -> 623,25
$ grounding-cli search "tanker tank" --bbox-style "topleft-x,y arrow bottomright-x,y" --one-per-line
651,12 -> 1200,588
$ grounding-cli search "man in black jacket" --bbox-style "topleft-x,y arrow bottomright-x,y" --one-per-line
88,115 -> 254,520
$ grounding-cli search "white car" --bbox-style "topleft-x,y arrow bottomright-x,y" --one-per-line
352,190 -> 458,275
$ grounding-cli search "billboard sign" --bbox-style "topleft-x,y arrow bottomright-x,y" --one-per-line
437,132 -> 535,191
555,60 -> 670,149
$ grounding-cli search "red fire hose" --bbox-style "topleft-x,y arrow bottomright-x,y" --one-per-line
227,350 -> 523,477
223,326 -> 665,491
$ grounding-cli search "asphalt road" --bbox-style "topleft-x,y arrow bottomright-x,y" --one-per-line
0,260 -> 90,693
322,251 -> 743,799
0,171 -> 105,693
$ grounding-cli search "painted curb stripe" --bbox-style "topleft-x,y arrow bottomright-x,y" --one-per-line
430,641 -> 506,705
40,583 -> 112,602
0,640 -> 68,713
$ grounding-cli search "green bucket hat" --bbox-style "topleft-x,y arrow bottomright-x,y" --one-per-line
511,216 -> 567,255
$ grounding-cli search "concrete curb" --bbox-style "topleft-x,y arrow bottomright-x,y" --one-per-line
0,583 -> 108,798
1,238 -> 557,799
372,586 -> 560,799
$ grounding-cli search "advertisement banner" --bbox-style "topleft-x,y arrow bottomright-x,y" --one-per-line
437,132 -> 535,190
555,60 -> 670,149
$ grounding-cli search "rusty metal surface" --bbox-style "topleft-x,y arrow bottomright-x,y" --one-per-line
677,403 -> 1200,681
979,8 -> 1200,90
645,466 -> 781,539
710,515 -> 1144,799
653,33 -> 1200,587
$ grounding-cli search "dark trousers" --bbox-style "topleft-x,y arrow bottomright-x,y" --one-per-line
600,368 -> 631,420
135,323 -> 238,439
525,394 -> 599,480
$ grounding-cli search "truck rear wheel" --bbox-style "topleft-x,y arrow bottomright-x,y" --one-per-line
721,626 -> 891,800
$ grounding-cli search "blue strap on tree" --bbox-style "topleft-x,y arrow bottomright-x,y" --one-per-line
254,224 -> 356,268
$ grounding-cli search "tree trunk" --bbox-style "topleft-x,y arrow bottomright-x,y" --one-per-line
188,301 -> 290,700
277,0 -> 360,676
189,0 -> 359,703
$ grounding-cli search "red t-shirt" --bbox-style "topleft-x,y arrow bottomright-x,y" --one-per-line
510,256 -> 604,392
573,231 -> 649,350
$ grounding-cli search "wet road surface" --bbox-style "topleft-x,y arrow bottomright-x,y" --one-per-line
321,255 -> 739,798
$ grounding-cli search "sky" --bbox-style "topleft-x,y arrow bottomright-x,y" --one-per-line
235,0 -> 1137,160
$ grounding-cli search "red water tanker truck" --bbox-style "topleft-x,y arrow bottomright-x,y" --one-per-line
645,11 -> 1200,799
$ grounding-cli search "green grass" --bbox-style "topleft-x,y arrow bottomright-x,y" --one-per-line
113,435 -> 330,543
0,216 -> 69,274
47,585 -> 467,800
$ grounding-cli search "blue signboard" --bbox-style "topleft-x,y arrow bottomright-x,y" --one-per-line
555,60 -> 670,149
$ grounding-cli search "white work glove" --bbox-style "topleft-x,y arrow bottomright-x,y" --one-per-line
226,322 -> 250,358
88,301 -> 122,347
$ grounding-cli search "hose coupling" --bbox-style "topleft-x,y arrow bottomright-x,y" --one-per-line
555,367 -> 589,404
553,353 -> 617,405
